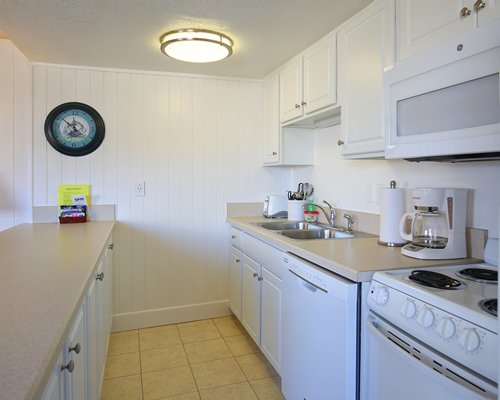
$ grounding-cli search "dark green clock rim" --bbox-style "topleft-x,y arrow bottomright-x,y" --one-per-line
44,102 -> 105,157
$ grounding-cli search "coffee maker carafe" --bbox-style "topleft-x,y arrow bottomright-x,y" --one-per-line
399,188 -> 468,259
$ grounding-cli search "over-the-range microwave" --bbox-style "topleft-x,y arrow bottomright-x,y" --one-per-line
385,20 -> 500,162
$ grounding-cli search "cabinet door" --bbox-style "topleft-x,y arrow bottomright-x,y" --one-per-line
279,58 -> 303,123
339,0 -> 394,157
103,242 -> 114,353
397,0 -> 476,60
303,32 -> 337,114
241,255 -> 261,344
86,277 -> 100,400
229,246 -> 243,320
41,352 -> 64,400
65,304 -> 87,400
260,266 -> 282,374
477,0 -> 500,26
263,74 -> 281,164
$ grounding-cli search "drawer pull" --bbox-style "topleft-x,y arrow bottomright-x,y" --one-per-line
253,272 -> 258,278
236,259 -> 240,263
108,243 -> 114,250
61,360 -> 74,373
231,235 -> 236,239
96,272 -> 105,281
69,343 -> 81,354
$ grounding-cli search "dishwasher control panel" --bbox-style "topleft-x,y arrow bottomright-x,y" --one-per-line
284,255 -> 329,292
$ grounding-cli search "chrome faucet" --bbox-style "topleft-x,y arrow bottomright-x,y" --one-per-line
312,200 -> 336,228
343,214 -> 354,232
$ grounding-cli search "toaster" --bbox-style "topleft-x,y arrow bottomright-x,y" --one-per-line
263,195 -> 288,218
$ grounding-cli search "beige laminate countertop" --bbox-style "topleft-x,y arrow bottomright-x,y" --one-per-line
228,216 -> 479,282
0,221 -> 115,400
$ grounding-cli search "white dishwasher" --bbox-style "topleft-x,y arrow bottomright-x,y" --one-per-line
282,253 -> 358,400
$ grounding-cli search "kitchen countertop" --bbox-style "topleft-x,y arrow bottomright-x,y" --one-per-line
0,221 -> 114,400
227,216 -> 480,282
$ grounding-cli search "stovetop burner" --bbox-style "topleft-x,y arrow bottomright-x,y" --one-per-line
457,268 -> 498,284
409,270 -> 465,290
479,298 -> 497,317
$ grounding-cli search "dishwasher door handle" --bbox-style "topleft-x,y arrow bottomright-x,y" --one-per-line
289,269 -> 327,293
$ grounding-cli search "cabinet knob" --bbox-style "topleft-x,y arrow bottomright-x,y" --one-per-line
337,140 -> 344,146
108,243 -> 114,250
474,0 -> 486,11
61,360 -> 74,373
294,103 -> 300,109
235,259 -> 240,263
301,101 -> 307,106
96,272 -> 105,281
253,272 -> 258,278
257,276 -> 263,281
460,7 -> 472,16
272,151 -> 277,155
69,343 -> 81,354
231,235 -> 236,239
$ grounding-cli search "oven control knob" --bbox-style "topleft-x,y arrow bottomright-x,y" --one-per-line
400,300 -> 417,319
417,307 -> 435,328
372,286 -> 389,305
458,328 -> 481,352
436,317 -> 456,339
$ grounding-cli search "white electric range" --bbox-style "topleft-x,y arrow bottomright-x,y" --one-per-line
362,239 -> 498,400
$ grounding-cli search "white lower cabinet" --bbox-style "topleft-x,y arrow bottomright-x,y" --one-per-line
229,228 -> 283,374
42,236 -> 114,400
229,246 -> 243,319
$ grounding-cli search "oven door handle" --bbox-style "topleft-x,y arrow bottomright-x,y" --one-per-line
366,315 -> 496,399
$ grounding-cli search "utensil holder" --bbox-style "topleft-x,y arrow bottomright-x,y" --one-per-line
288,200 -> 306,221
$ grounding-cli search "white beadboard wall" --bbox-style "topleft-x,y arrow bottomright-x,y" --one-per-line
0,40 -> 32,231
32,64 -> 289,330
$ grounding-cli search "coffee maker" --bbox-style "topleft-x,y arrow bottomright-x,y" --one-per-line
399,188 -> 468,259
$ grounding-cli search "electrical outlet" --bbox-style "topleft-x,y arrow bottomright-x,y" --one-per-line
134,181 -> 145,196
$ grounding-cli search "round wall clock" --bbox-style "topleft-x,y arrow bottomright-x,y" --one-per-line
44,102 -> 105,157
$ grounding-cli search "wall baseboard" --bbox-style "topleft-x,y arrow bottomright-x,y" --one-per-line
111,300 -> 232,332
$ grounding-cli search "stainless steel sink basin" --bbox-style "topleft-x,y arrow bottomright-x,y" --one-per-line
254,221 -> 323,231
279,229 -> 354,240
253,220 -> 373,240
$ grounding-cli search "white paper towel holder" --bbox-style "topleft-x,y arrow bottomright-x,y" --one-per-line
378,180 -> 408,247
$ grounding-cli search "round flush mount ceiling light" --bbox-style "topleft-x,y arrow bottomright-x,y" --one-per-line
160,29 -> 233,63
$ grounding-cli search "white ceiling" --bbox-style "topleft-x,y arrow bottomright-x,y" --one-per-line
0,0 -> 373,79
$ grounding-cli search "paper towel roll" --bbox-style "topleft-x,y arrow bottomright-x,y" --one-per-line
379,186 -> 407,246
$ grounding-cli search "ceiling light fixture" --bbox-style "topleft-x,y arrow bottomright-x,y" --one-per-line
159,29 -> 233,63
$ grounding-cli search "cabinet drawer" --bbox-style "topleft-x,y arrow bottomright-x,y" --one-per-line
230,227 -> 243,250
242,233 -> 285,278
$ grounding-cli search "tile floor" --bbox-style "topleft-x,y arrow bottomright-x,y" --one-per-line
101,316 -> 284,400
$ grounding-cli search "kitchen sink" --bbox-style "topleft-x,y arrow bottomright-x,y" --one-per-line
254,221 -> 323,231
279,229 -> 354,240
253,221 -> 373,240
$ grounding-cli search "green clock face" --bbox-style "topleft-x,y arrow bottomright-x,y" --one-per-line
44,102 -> 105,156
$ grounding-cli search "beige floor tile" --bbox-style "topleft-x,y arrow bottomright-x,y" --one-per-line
212,315 -> 246,337
140,324 -> 182,350
199,381 -> 258,400
103,352 -> 141,380
142,365 -> 197,400
157,393 -> 200,400
250,376 -> 284,400
191,357 -> 247,390
236,353 -> 277,381
177,319 -> 221,344
184,338 -> 232,363
101,374 -> 142,400
224,334 -> 259,356
107,330 -> 139,356
141,344 -> 189,373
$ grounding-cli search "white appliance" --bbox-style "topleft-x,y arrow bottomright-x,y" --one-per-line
362,239 -> 498,400
263,195 -> 287,218
282,253 -> 358,400
399,188 -> 468,260
385,19 -> 500,162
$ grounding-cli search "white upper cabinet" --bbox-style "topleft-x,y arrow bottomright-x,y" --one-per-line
263,74 -> 281,164
397,0 -> 500,60
338,0 -> 395,157
279,32 -> 337,124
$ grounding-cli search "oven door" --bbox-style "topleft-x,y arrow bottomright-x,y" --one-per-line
361,313 -> 497,400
